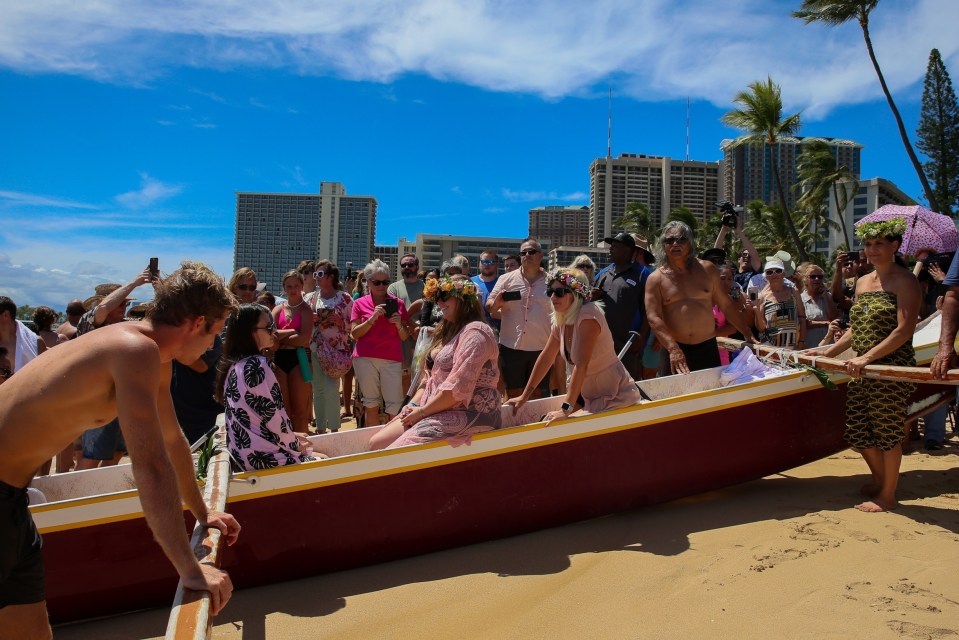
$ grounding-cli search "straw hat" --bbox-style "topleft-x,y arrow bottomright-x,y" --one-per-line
83,283 -> 136,312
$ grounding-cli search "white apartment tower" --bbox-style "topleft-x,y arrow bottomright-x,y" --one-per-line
588,154 -> 723,245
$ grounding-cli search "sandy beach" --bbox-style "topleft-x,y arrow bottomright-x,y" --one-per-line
55,444 -> 958,640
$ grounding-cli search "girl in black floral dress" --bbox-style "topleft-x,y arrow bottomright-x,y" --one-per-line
215,304 -> 314,472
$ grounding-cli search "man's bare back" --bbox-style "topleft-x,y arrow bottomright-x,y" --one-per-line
648,260 -> 717,346
0,321 -> 174,487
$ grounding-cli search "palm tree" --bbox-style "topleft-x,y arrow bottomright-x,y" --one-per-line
614,201 -> 657,240
795,139 -> 855,249
721,76 -> 808,262
744,204 -> 829,267
792,0 -> 940,213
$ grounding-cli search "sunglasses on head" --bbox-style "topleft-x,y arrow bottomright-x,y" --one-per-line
546,287 -> 571,298
369,279 -> 390,286
236,284 -> 257,292
519,249 -> 539,256
663,237 -> 688,245
765,268 -> 784,275
480,259 -> 496,265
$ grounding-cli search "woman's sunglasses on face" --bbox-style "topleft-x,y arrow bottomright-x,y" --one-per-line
255,320 -> 276,334
236,284 -> 257,292
546,287 -> 571,298
369,279 -> 390,286
807,274 -> 824,280
765,268 -> 784,275
312,270 -> 327,279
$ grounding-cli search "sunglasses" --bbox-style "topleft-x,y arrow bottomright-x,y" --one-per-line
255,321 -> 276,334
575,264 -> 593,270
807,274 -> 824,280
765,268 -> 784,275
400,263 -> 418,269
236,284 -> 257,292
519,249 -> 540,256
546,287 -> 571,298
662,237 -> 688,245
480,259 -> 496,265
369,279 -> 390,286
436,291 -> 455,302
312,270 -> 327,279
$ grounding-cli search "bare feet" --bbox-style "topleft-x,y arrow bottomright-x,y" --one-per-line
855,499 -> 896,513
860,483 -> 881,497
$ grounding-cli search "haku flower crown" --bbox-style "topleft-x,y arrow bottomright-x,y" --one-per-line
423,276 -> 479,303
856,217 -> 906,240
547,269 -> 591,300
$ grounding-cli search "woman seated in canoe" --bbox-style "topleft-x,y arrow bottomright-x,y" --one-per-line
369,275 -> 502,450
507,268 -> 641,425
216,303 -> 315,471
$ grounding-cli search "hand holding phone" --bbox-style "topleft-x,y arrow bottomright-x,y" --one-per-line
149,257 -> 159,279
502,290 -> 522,302
384,298 -> 398,316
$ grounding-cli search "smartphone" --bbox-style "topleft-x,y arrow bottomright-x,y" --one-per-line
503,290 -> 522,302
384,298 -> 398,316
149,257 -> 159,278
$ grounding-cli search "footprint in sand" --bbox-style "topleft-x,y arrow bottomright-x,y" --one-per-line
844,579 -> 959,618
886,621 -> 958,639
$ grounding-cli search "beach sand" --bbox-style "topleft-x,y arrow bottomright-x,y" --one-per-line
55,445 -> 958,640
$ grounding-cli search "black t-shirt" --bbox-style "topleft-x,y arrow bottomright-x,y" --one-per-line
594,263 -> 644,348
733,269 -> 756,291
171,335 -> 223,444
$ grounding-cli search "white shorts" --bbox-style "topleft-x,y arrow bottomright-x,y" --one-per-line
352,357 -> 404,415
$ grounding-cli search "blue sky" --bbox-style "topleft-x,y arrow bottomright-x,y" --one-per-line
2,0 -> 958,309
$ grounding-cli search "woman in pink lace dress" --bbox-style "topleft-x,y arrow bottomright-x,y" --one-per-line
507,268 -> 641,425
368,275 -> 502,450
215,303 -> 314,471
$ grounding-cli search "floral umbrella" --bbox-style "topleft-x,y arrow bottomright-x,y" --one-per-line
854,204 -> 959,256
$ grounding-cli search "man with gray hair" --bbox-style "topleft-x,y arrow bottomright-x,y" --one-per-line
645,221 -> 756,375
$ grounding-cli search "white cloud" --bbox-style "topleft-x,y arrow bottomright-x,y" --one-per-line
0,1 -> 955,116
115,173 -> 183,209
0,189 -> 99,209
502,188 -> 588,203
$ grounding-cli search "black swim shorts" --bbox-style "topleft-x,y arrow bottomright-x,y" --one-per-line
0,480 -> 45,608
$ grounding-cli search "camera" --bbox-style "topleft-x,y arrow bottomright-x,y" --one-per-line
717,201 -> 742,228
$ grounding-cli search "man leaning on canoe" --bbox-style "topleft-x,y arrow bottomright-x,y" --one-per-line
0,261 -> 241,639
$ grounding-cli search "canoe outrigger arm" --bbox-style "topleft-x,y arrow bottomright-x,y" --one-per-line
717,337 -> 959,385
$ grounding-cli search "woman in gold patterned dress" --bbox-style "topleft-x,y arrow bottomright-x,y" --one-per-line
816,218 -> 920,512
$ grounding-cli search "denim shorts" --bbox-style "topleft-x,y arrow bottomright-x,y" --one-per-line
81,418 -> 126,460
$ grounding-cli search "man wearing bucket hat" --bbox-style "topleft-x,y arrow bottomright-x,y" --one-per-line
74,265 -> 156,470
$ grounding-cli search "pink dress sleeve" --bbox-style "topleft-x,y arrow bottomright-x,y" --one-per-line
435,323 -> 498,405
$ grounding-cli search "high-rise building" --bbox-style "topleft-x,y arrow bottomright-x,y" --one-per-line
529,205 -> 590,249
720,136 -> 862,213
234,181 -> 376,291
588,154 -> 722,246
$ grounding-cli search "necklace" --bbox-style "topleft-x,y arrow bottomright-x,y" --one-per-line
287,299 -> 305,310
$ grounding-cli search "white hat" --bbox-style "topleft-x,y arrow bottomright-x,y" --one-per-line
764,259 -> 786,272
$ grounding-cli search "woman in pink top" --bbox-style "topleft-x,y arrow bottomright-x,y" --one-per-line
350,259 -> 411,426
369,275 -> 502,450
272,270 -> 314,434
507,268 -> 641,425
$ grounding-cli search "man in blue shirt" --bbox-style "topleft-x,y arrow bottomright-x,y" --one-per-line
471,249 -> 500,330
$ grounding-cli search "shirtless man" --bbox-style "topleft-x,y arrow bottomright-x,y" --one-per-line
645,221 -> 757,375
0,262 -> 241,639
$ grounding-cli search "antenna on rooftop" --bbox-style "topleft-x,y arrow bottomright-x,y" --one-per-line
607,86 -> 612,159
685,96 -> 690,162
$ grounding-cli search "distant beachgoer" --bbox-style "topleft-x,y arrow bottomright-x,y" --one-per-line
798,262 -> 838,347
815,218 -> 919,513
0,262 -> 241,636
32,306 -> 65,349
350,260 -> 411,426
369,275 -> 501,450
308,260 -> 353,433
754,258 -> 807,350
216,303 -> 315,472
272,270 -> 314,434
0,297 -> 46,376
507,268 -> 641,425
229,267 -> 259,304
55,299 -> 85,340
255,290 -> 276,310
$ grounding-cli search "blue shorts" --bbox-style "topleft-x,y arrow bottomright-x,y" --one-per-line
0,480 -> 45,607
81,418 -> 125,460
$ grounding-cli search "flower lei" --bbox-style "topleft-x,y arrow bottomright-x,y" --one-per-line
547,269 -> 591,300
856,217 -> 906,240
423,276 -> 479,304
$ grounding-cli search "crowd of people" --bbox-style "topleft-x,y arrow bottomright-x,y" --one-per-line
2,212 -> 959,631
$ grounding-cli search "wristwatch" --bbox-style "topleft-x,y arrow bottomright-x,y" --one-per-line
561,402 -> 573,414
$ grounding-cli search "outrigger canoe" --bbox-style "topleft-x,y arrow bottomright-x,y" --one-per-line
31,318 -> 947,624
